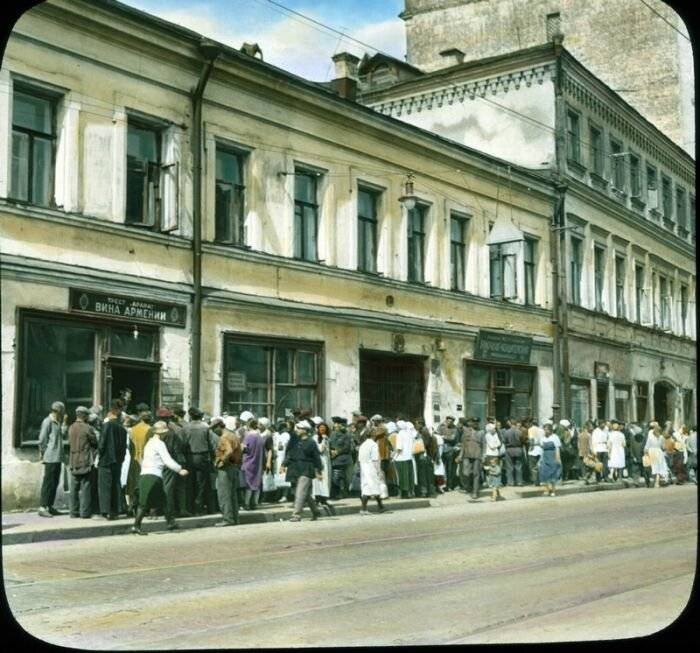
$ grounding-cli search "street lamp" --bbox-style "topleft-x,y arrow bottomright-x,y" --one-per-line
398,173 -> 418,211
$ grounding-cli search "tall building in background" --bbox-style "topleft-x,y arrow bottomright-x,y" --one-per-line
400,0 -> 694,154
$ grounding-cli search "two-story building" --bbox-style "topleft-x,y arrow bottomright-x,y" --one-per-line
1,0 -> 558,508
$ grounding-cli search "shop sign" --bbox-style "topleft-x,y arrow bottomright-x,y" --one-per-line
474,330 -> 532,364
70,289 -> 187,328
227,371 -> 247,393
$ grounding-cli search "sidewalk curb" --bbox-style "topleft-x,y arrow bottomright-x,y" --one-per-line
1,499 -> 432,545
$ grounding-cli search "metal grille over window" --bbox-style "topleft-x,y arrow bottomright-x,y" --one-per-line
294,170 -> 319,262
215,148 -> 246,245
357,187 -> 378,273
11,89 -> 56,206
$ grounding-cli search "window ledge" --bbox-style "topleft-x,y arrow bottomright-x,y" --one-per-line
589,172 -> 608,190
567,159 -> 586,176
630,196 -> 646,212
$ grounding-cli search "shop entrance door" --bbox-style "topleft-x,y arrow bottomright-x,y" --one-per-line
653,382 -> 674,424
360,351 -> 426,421
105,360 -> 159,415
494,392 -> 512,424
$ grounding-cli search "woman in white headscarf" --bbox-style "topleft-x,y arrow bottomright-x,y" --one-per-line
312,421 -> 336,515
393,420 -> 416,499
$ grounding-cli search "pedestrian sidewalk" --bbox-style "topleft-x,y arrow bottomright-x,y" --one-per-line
1,496 -> 431,545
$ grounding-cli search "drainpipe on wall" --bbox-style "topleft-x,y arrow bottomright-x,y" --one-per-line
190,39 -> 222,409
550,30 -> 569,422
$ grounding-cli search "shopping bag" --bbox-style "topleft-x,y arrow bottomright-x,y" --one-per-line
262,472 -> 276,493
274,473 -> 290,489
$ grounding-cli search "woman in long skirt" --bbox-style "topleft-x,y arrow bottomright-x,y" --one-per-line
607,427 -> 626,481
313,422 -> 336,515
241,419 -> 264,509
132,421 -> 189,535
272,421 -> 292,502
358,431 -> 388,515
645,424 -> 668,488
539,426 -> 562,497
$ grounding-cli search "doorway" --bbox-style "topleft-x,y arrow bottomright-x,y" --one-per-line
359,350 -> 426,421
494,392 -> 512,424
108,363 -> 158,415
653,382 -> 674,424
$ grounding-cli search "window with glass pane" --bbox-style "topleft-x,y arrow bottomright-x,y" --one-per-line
652,273 -> 658,326
110,329 -> 155,360
636,381 -> 648,421
629,154 -> 641,197
450,213 -> 468,291
407,204 -> 426,283
571,382 -> 590,427
357,188 -> 378,273
20,320 -> 96,445
215,147 -> 245,244
223,337 -> 320,420
594,246 -> 605,311
524,237 -> 536,305
610,139 -> 624,190
489,244 -> 517,300
614,385 -> 630,422
615,256 -> 625,318
11,89 -> 56,206
661,176 -> 673,219
635,265 -> 644,324
675,187 -> 687,237
659,276 -> 669,328
566,110 -> 581,163
680,285 -> 688,336
294,171 -> 319,262
126,121 -> 161,227
589,125 -> 603,175
646,165 -> 658,208
570,237 -> 582,305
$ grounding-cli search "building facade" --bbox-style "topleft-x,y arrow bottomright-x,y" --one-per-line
357,34 -> 696,433
399,0 -> 694,155
1,0 -> 557,508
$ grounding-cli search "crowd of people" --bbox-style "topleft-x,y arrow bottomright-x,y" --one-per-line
36,399 -> 698,533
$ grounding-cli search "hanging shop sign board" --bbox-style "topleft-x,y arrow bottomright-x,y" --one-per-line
474,330 -> 532,364
70,289 -> 187,328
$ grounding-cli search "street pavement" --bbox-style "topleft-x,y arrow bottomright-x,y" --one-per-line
2,484 -> 696,648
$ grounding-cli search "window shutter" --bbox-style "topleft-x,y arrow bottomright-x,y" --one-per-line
641,289 -> 652,326
161,126 -> 182,232
83,118 -> 121,221
503,253 -> 517,299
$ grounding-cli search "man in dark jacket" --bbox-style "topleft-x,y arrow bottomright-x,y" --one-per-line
456,418 -> 484,500
68,406 -> 98,518
329,416 -> 352,499
437,416 -> 459,491
503,418 -> 524,486
157,407 -> 190,522
38,400 -> 68,517
212,417 -> 243,526
281,420 -> 322,521
97,402 -> 127,519
182,407 -> 217,515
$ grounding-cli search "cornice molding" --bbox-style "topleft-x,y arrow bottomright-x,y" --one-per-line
367,64 -> 554,119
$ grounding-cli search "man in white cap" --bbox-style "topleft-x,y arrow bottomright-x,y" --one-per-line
38,401 -> 69,517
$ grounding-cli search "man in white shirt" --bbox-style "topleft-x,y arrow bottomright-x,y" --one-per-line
591,419 -> 610,482
527,419 -> 544,486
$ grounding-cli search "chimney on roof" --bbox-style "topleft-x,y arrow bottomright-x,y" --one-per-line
331,52 -> 360,101
240,42 -> 263,60
439,48 -> 465,67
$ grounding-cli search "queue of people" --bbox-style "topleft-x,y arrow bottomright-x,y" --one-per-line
36,400 -> 698,530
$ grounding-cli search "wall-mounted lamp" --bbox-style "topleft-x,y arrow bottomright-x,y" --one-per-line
398,173 -> 418,211
132,325 -> 139,340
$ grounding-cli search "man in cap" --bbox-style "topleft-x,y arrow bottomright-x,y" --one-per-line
157,407 -> 190,519
37,401 -> 69,517
329,416 -> 352,499
437,416 -> 459,491
97,401 -> 128,520
68,406 -> 98,518
182,407 -> 218,515
502,418 -> 524,487
456,418 -> 484,501
281,420 -> 323,521
211,416 -> 243,526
